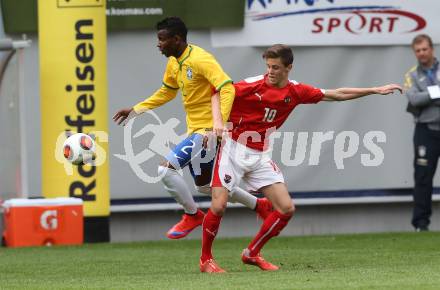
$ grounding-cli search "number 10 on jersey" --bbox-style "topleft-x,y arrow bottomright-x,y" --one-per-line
263,108 -> 277,122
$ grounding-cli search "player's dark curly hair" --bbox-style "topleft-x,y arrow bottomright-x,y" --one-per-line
263,44 -> 294,67
156,17 -> 187,42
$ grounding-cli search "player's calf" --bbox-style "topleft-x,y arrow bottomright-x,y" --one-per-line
245,210 -> 293,258
255,197 -> 274,220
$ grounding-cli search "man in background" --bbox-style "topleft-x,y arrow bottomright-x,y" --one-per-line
405,34 -> 440,232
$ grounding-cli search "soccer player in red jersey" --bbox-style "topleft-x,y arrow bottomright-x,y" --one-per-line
199,44 -> 402,273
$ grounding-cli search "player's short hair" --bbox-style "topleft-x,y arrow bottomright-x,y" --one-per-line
412,34 -> 433,48
156,17 -> 187,42
262,44 -> 294,66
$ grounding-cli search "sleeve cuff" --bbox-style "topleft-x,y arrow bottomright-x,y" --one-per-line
215,79 -> 233,91
162,82 -> 179,90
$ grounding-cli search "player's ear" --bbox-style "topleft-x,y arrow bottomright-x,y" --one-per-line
174,34 -> 183,43
287,63 -> 293,72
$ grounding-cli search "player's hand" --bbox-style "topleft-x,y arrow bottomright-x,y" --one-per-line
375,84 -> 403,95
112,107 -> 133,125
202,131 -> 217,151
213,120 -> 226,139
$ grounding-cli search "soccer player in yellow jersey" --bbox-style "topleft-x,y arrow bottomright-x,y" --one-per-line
113,17 -> 272,239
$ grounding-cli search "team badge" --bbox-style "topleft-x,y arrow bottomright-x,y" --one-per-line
284,96 -> 291,103
224,174 -> 231,184
418,145 -> 426,157
186,67 -> 193,80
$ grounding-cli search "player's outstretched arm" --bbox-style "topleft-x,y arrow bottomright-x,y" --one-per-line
112,85 -> 179,126
322,84 -> 402,101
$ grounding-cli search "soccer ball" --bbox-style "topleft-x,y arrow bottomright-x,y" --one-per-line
63,133 -> 96,165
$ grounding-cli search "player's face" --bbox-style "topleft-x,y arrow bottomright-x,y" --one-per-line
265,57 -> 292,88
413,40 -> 434,67
157,29 -> 179,57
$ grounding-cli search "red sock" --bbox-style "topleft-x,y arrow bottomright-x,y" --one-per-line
247,210 -> 292,257
200,209 -> 222,263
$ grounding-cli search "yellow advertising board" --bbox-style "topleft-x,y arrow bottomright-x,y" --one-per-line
39,0 -> 109,218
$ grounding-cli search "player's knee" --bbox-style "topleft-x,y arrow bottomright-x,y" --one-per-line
211,201 -> 227,216
210,187 -> 229,215
158,165 -> 167,178
211,194 -> 227,215
196,184 -> 211,195
158,165 -> 177,182
159,160 -> 175,170
280,201 -> 295,216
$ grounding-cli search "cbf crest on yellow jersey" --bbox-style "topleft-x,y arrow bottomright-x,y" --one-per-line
133,45 -> 234,134
186,67 -> 193,80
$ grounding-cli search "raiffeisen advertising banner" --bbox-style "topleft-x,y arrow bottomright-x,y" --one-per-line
211,0 -> 440,47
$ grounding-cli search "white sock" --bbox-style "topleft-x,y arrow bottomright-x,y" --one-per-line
158,166 -> 198,214
229,186 -> 257,210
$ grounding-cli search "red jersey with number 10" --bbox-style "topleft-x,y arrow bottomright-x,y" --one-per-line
230,74 -> 325,151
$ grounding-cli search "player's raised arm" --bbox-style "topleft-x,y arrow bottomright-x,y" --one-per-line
322,84 -> 402,101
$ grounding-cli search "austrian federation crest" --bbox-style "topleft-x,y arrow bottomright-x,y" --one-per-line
224,174 -> 232,184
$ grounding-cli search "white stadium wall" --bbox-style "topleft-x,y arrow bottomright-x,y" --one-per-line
1,30 -> 439,240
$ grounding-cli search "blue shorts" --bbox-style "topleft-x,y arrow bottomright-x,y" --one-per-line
165,133 -> 217,179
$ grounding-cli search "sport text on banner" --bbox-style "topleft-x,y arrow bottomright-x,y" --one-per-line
211,0 -> 440,47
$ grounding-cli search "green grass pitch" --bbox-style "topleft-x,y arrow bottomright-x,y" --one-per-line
1,232 -> 439,289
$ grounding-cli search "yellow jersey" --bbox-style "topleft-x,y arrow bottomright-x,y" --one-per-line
133,44 -> 234,134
